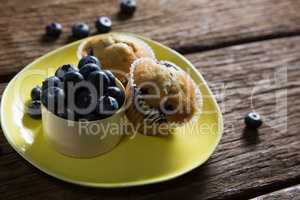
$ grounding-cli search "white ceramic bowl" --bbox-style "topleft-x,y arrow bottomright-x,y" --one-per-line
41,80 -> 126,158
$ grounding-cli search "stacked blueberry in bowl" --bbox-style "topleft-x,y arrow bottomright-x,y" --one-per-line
29,55 -> 125,121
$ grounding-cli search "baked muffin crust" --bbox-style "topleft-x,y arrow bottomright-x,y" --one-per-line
126,58 -> 202,135
79,34 -> 155,84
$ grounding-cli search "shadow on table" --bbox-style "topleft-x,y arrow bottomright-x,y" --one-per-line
116,11 -> 135,21
242,127 -> 260,146
40,35 -> 59,43
19,159 -> 211,199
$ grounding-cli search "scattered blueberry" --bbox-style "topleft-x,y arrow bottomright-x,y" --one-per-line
45,22 -> 63,38
78,56 -> 101,69
41,87 -> 65,114
104,70 -> 117,87
120,0 -> 136,15
72,23 -> 90,39
27,100 -> 42,119
96,96 -> 119,117
42,76 -> 61,91
106,86 -> 125,106
245,112 -> 262,129
95,16 -> 112,33
55,64 -> 77,80
79,63 -> 101,79
87,70 -> 110,95
31,86 -> 42,101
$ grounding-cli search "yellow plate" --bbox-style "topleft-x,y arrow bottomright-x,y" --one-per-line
1,33 -> 223,188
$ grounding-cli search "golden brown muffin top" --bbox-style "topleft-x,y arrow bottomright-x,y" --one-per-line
81,34 -> 153,58
79,34 -> 154,83
130,58 -> 201,124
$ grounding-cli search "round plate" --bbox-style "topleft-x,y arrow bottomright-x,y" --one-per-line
1,33 -> 223,188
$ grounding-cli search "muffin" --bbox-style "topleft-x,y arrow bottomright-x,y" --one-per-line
77,34 -> 155,84
125,58 -> 202,136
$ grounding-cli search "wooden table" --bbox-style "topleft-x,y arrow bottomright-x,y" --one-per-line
0,0 -> 299,199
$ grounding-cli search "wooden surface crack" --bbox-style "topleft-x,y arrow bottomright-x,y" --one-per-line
175,30 -> 300,54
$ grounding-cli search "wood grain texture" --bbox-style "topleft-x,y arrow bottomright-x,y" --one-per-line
251,185 -> 300,200
1,0 -> 300,77
1,36 -> 300,200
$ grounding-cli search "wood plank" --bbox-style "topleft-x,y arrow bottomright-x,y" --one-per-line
0,83 -> 8,98
251,185 -> 300,200
1,36 -> 300,199
1,0 -> 300,77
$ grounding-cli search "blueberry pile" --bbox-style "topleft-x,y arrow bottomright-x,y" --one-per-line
45,1 -> 137,39
27,55 -> 125,121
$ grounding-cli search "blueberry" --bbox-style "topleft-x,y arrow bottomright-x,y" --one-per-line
41,87 -> 65,114
95,16 -> 112,33
78,56 -> 101,69
79,63 -> 100,79
64,80 -> 98,114
74,88 -> 92,109
106,86 -> 125,106
63,71 -> 84,98
27,100 -> 42,119
73,87 -> 97,111
63,71 -> 84,83
162,101 -> 176,115
139,86 -> 148,95
42,76 -> 61,91
55,64 -> 77,80
164,103 -> 174,112
104,70 -> 116,87
87,47 -> 94,56
45,22 -> 63,38
245,112 -> 262,129
96,96 -> 119,117
87,71 -> 110,95
72,23 -> 90,39
31,86 -> 42,101
120,0 -> 136,15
